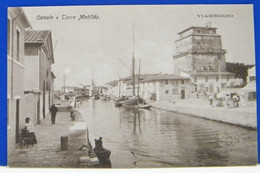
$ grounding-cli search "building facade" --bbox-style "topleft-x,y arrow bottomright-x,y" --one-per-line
106,74 -> 191,101
7,8 -> 31,153
24,30 -> 55,121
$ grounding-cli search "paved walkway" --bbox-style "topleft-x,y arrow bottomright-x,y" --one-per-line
148,99 -> 257,128
150,98 -> 256,113
8,110 -> 88,168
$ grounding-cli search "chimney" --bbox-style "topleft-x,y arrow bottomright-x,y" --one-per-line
205,22 -> 212,27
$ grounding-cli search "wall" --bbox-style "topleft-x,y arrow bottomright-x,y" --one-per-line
193,75 -> 235,94
174,55 -> 193,74
175,36 -> 192,53
7,8 -> 30,154
23,94 -> 39,126
24,55 -> 39,91
192,35 -> 222,50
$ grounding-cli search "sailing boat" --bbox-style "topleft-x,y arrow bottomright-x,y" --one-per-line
89,69 -> 99,100
137,59 -> 151,110
119,25 -> 139,108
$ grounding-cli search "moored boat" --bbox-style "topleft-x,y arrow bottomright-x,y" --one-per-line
138,104 -> 151,109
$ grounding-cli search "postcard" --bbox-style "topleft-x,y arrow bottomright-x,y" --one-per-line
6,5 -> 257,168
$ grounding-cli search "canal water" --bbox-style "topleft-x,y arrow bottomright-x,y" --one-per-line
78,98 -> 257,168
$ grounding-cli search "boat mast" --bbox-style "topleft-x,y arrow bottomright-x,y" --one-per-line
118,77 -> 121,98
137,59 -> 141,98
132,24 -> 136,96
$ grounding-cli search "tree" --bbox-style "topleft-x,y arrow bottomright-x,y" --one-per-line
226,62 -> 254,82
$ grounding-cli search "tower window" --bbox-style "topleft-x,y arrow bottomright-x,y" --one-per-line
16,30 -> 20,61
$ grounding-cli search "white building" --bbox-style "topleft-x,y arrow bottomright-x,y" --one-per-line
8,7 -> 31,153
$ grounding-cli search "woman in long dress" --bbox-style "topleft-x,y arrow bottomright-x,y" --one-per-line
23,117 -> 37,145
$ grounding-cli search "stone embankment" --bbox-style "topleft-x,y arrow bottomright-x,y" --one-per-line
150,99 -> 257,129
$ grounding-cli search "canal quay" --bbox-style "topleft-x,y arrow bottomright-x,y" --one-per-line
78,98 -> 257,168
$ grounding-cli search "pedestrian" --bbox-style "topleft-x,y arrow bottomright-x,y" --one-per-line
50,104 -> 58,124
233,94 -> 239,107
209,93 -> 214,106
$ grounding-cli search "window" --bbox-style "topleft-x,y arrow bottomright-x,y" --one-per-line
198,30 -> 201,33
195,84 -> 197,92
205,77 -> 208,82
181,80 -> 184,84
249,76 -> 255,81
8,19 -> 10,55
16,30 -> 20,61
165,90 -> 169,94
194,77 -> 197,83
165,80 -> 168,85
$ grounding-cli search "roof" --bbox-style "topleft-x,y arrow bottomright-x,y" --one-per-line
248,66 -> 255,77
120,74 -> 159,81
178,26 -> 217,35
140,74 -> 189,82
106,80 -> 118,85
51,71 -> 56,78
25,30 -> 51,43
184,71 -> 235,77
62,86 -> 82,89
106,73 -> 189,85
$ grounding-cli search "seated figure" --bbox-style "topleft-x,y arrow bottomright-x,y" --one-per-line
22,117 -> 37,145
94,137 -> 103,151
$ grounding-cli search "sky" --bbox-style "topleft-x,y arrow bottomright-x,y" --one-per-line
22,5 -> 255,89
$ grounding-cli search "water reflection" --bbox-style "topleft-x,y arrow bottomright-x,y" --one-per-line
79,99 -> 257,168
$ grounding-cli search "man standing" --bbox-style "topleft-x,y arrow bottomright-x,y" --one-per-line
50,104 -> 58,124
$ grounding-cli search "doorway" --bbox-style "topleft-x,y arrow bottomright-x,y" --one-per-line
181,90 -> 185,99
15,99 -> 20,144
37,99 -> 40,124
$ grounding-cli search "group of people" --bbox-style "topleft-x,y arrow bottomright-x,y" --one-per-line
22,104 -> 59,146
208,92 -> 242,108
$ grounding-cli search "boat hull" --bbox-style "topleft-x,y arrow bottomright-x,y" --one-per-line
138,104 -> 151,109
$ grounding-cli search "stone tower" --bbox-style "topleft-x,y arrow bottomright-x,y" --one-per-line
173,25 -> 226,75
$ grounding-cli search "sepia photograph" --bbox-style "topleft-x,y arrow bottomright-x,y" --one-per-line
7,5 -> 257,168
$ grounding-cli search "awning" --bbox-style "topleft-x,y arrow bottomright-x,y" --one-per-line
242,81 -> 256,92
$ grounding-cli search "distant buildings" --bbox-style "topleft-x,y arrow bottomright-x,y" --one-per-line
105,74 -> 191,101
139,74 -> 191,100
7,8 -> 56,154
